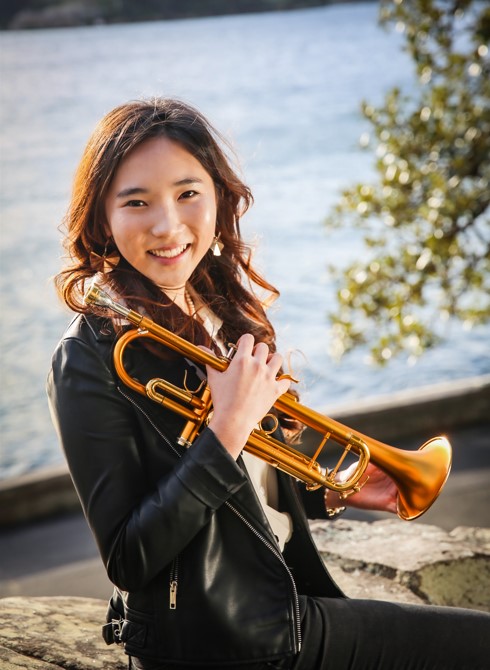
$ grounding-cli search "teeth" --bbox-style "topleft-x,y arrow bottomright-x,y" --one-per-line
149,244 -> 188,259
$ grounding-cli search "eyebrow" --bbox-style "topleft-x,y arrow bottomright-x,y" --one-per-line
115,178 -> 204,199
175,177 -> 204,186
115,187 -> 149,199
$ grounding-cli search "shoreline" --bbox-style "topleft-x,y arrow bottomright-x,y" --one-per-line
1,373 -> 488,526
2,0 -> 372,31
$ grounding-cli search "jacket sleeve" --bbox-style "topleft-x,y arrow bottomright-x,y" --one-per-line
47,332 -> 248,592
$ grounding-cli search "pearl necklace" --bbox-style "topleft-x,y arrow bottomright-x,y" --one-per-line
185,290 -> 196,317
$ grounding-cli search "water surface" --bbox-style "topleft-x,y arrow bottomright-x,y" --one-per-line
1,3 -> 488,478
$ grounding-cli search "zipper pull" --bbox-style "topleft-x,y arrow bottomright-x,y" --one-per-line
169,580 -> 178,610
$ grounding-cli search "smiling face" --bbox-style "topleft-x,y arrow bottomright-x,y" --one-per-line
105,135 -> 217,297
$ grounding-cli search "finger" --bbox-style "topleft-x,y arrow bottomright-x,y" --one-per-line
236,333 -> 255,355
266,351 -> 284,376
275,376 -> 291,397
252,341 -> 270,362
196,345 -> 221,378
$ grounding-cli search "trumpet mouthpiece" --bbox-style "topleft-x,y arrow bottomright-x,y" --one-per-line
84,279 -> 132,321
84,280 -> 111,308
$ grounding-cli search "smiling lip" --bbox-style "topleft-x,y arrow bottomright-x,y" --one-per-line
148,243 -> 189,259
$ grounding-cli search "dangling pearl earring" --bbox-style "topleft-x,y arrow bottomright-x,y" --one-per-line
210,232 -> 224,256
90,242 -> 121,274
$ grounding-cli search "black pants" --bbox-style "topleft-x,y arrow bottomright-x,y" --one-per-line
294,595 -> 490,670
129,595 -> 490,670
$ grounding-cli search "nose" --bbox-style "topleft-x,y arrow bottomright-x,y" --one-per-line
150,202 -> 182,237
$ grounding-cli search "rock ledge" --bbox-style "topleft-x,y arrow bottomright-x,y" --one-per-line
1,519 -> 488,669
311,519 -> 490,611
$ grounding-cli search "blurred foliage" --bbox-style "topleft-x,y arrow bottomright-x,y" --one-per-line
325,0 -> 490,365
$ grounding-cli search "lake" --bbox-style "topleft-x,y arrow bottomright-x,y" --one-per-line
1,2 -> 488,478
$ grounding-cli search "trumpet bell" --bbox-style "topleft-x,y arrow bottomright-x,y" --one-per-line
393,436 -> 452,520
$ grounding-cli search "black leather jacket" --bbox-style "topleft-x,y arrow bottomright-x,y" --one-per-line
47,314 -> 343,666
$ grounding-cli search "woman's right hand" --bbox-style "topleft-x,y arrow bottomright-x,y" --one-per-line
204,334 -> 291,460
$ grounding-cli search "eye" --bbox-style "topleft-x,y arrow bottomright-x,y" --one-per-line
179,190 -> 198,200
124,199 -> 146,207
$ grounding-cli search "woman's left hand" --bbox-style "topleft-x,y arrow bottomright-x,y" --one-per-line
326,463 -> 398,514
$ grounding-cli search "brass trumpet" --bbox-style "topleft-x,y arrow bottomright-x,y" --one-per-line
84,281 -> 452,521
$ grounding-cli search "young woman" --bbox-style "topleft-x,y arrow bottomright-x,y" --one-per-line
48,98 -> 489,670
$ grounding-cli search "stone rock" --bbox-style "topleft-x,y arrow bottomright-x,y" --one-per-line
324,564 -> 426,605
1,521 -> 488,668
0,647 -> 62,669
0,596 -> 126,670
0,519 -> 490,670
311,519 -> 490,611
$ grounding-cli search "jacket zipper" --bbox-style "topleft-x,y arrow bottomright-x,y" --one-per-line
119,388 -> 301,647
226,501 -> 302,653
118,387 -> 182,457
169,556 -> 179,610
118,388 -> 183,610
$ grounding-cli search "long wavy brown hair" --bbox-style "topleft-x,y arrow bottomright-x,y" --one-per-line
56,97 -> 279,351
